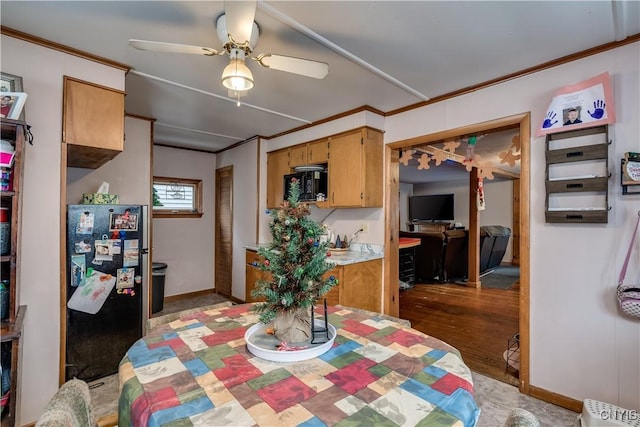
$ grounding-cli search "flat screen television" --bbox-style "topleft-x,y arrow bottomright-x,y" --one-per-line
409,194 -> 454,222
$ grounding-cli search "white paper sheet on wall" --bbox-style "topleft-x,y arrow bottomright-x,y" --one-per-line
67,270 -> 116,314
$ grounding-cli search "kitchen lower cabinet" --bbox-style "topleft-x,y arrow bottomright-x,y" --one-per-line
245,250 -> 269,303
245,250 -> 382,312
321,269 -> 342,306
333,259 -> 382,312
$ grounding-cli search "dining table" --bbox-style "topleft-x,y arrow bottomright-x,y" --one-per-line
118,303 -> 480,426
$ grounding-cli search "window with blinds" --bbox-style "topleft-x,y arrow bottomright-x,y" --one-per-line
153,176 -> 203,218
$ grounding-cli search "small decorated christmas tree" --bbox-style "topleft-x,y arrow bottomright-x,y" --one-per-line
253,178 -> 338,342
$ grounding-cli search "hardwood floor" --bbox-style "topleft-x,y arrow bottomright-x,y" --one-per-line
399,280 -> 520,387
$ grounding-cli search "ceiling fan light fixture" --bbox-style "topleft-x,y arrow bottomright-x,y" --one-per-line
216,14 -> 260,49
221,52 -> 254,92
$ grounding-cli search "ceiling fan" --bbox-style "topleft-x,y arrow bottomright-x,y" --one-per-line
129,0 -> 329,101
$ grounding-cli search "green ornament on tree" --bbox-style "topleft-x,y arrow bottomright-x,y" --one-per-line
252,178 -> 338,342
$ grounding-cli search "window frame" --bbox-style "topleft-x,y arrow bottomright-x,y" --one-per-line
152,176 -> 203,218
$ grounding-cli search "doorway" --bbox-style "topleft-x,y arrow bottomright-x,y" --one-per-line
215,166 -> 233,298
384,112 -> 531,393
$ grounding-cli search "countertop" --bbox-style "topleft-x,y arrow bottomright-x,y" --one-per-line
399,237 -> 421,249
245,242 -> 383,266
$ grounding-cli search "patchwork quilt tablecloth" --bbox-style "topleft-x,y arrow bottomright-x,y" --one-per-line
118,303 -> 480,426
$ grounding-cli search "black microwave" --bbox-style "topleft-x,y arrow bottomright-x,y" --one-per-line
283,170 -> 328,202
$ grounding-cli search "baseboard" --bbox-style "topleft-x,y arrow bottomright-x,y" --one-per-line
230,295 -> 245,304
529,385 -> 583,413
164,288 -> 216,303
164,288 -> 241,305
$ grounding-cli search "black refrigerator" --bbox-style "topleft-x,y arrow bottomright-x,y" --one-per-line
66,204 -> 146,381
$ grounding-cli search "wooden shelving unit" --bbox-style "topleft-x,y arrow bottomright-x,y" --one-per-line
1,118 -> 28,427
545,125 -> 610,223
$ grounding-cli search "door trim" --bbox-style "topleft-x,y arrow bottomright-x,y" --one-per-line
384,112 -> 531,393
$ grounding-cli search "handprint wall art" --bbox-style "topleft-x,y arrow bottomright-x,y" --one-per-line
535,72 -> 615,137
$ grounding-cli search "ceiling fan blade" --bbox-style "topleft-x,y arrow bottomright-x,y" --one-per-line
258,54 -> 329,79
129,39 -> 218,56
223,0 -> 257,45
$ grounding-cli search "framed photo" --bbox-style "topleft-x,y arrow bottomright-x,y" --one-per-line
0,92 -> 28,120
109,211 -> 138,231
0,72 -> 23,92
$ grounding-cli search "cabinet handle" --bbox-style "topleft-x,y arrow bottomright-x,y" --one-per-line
566,183 -> 583,189
566,214 -> 583,220
566,151 -> 583,158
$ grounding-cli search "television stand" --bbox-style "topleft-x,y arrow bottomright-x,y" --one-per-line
411,222 -> 451,233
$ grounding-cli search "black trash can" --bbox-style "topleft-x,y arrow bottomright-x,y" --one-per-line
152,262 -> 168,314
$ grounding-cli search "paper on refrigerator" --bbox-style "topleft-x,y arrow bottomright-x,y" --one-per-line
67,270 -> 116,314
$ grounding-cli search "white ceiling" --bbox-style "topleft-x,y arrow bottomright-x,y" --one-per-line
2,1 -> 638,162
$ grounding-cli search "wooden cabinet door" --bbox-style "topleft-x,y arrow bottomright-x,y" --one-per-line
288,145 -> 307,168
326,128 -> 383,208
360,128 -> 384,207
340,259 -> 382,312
307,139 -> 329,164
245,250 -> 270,302
327,131 -> 363,207
266,149 -> 291,208
63,76 -> 125,168
321,266 -> 342,306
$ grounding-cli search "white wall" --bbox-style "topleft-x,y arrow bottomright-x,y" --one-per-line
386,43 -> 640,409
66,116 -> 153,205
1,35 -> 125,425
152,146 -> 216,297
399,182 -> 413,231
216,139 -> 259,300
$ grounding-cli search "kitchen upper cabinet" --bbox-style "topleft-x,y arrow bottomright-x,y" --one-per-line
326,127 -> 383,208
63,76 -> 125,168
265,127 -> 381,209
288,139 -> 329,168
307,139 -> 329,165
288,145 -> 308,168
266,148 -> 291,209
